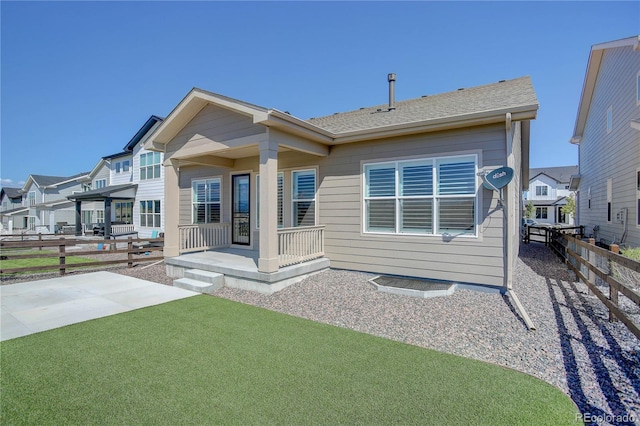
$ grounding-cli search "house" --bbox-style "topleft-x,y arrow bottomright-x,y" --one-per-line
144,75 -> 538,293
570,35 -> 640,247
67,115 -> 165,238
0,172 -> 90,233
0,187 -> 25,232
524,166 -> 578,225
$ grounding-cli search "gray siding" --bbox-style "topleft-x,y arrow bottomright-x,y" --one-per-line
93,165 -> 110,186
578,44 -> 640,247
317,124 -> 507,286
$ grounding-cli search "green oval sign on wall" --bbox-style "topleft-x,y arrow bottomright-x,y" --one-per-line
482,166 -> 514,190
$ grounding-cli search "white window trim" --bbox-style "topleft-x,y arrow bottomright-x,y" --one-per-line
139,200 -> 161,228
291,168 -> 318,227
95,179 -> 107,189
28,191 -> 36,206
362,154 -> 478,238
140,152 -> 162,181
636,168 -> 640,228
607,178 -> 613,223
636,70 -> 640,106
191,176 -> 222,225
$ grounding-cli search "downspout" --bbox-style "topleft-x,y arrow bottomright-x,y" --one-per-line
504,112 -> 536,330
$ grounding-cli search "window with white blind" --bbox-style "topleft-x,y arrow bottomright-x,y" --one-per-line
364,155 -> 477,236
192,178 -> 221,224
256,172 -> 284,228
292,169 -> 316,227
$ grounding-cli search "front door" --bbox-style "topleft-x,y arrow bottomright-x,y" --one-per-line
232,174 -> 250,245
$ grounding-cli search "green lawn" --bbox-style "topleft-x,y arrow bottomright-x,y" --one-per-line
0,296 -> 580,425
0,249 -> 94,274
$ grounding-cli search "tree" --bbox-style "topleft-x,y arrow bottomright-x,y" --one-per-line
525,201 -> 534,219
563,193 -> 576,217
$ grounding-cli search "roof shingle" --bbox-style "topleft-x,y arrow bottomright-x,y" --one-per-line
306,76 -> 538,134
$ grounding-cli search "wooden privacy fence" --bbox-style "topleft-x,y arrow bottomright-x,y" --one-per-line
0,237 -> 164,276
548,228 -> 640,340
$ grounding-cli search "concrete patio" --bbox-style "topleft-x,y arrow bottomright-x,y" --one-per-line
0,271 -> 198,341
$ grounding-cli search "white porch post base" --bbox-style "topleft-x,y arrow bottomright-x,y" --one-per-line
258,256 -> 279,273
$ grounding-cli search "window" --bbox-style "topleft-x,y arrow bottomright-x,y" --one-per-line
535,207 -> 548,219
81,210 -> 93,225
637,170 -> 640,227
140,200 -> 161,227
607,178 -> 613,223
192,178 -> 221,224
114,202 -> 132,223
96,210 -> 104,223
637,70 -> 640,105
115,162 -> 121,173
256,173 -> 284,228
364,155 -> 477,236
28,191 -> 36,206
28,216 -> 35,230
140,152 -> 161,180
535,185 -> 548,196
95,179 -> 106,189
123,160 -> 130,172
292,170 -> 316,227
606,106 -> 612,133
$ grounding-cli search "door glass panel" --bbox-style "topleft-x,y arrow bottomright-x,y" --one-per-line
232,174 -> 250,245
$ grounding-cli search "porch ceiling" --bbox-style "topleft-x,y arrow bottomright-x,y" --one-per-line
170,144 -> 300,167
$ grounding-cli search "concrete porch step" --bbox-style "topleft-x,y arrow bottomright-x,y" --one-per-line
185,269 -> 225,285
173,269 -> 224,294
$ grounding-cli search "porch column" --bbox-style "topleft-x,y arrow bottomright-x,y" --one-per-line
75,201 -> 82,236
104,198 -> 112,239
258,139 -> 279,273
163,160 -> 180,257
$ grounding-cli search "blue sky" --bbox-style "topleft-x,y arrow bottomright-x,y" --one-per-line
1,1 -> 638,187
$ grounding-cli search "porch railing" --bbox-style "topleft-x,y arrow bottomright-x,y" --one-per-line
179,223 -> 231,254
278,225 -> 325,267
111,224 -> 135,235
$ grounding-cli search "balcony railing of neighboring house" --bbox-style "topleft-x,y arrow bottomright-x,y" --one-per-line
179,223 -> 231,254
278,225 -> 325,268
112,224 -> 135,235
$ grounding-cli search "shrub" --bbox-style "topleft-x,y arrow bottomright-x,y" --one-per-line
613,246 -> 640,290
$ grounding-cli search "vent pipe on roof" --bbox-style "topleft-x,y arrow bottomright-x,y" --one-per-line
388,73 -> 396,111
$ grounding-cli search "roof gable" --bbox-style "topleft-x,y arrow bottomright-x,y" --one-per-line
571,35 -> 640,143
529,166 -> 578,184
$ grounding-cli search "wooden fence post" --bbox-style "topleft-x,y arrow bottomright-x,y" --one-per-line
609,244 -> 620,322
128,237 -> 133,268
38,233 -> 42,251
59,238 -> 66,276
587,238 -> 595,288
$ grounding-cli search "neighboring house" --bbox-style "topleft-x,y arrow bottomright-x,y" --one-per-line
68,115 -> 164,238
0,172 -> 91,232
570,35 -> 640,248
524,166 -> 578,225
0,187 -> 25,232
145,75 -> 538,291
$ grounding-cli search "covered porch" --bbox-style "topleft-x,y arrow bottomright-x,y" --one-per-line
167,244 -> 330,295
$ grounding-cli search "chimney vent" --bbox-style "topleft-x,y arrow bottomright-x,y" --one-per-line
388,73 -> 396,111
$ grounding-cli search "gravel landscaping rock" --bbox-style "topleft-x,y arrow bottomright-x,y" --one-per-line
3,243 -> 638,424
